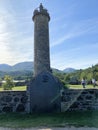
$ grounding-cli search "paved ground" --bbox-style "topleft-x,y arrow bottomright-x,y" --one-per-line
0,127 -> 98,130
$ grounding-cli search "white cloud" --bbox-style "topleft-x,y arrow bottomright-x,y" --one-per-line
50,18 -> 98,47
0,1 -> 34,65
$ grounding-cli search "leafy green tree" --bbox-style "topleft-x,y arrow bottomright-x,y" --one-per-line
69,76 -> 79,85
64,74 -> 70,83
80,71 -> 87,80
2,75 -> 15,90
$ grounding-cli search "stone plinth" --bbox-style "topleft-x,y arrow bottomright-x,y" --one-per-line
28,72 -> 62,113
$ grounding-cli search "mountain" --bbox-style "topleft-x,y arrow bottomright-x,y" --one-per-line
0,62 -> 76,73
0,64 -> 12,71
0,62 -> 63,73
52,68 -> 63,73
0,62 -> 34,72
12,62 -> 34,71
63,68 -> 76,73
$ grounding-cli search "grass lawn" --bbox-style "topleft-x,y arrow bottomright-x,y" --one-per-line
0,85 -> 97,91
0,111 -> 98,128
0,86 -> 27,91
12,86 -> 27,91
69,84 -> 98,89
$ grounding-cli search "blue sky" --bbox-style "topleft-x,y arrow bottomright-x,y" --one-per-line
0,0 -> 98,70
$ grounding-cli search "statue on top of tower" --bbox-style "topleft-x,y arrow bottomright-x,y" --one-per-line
33,3 -> 50,23
39,3 -> 44,12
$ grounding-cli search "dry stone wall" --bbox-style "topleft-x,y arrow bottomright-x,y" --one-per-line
0,89 -> 98,113
61,89 -> 98,112
0,91 -> 28,113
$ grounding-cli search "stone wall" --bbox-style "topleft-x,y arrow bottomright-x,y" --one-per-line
61,89 -> 98,112
0,89 -> 98,113
0,91 -> 28,113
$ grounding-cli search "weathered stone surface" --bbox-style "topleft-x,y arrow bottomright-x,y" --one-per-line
33,4 -> 51,77
27,4 -> 63,113
14,97 -> 19,102
61,89 -> 98,111
1,96 -> 12,102
86,95 -> 93,100
77,96 -> 83,101
2,106 -> 13,112
21,96 -> 28,103
28,72 -> 62,113
0,88 -> 98,113
0,91 -> 28,113
16,104 -> 25,112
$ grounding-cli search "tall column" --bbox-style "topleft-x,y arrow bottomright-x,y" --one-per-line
32,3 -> 51,76
28,4 -> 62,113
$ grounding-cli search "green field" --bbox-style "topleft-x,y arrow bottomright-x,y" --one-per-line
0,85 -> 97,91
69,84 -> 98,89
0,111 -> 98,128
0,86 -> 27,91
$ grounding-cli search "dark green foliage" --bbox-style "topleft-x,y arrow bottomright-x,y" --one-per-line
53,64 -> 98,85
0,70 -> 33,80
0,63 -> 98,85
2,75 -> 15,90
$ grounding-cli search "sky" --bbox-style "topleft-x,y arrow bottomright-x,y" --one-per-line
0,0 -> 98,70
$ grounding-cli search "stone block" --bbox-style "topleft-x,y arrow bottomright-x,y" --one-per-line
28,72 -> 62,113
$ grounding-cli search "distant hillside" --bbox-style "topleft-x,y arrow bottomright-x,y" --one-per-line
0,62 -> 34,72
0,62 -> 98,81
0,71 -> 6,77
63,68 -> 76,73
12,62 -> 34,71
0,62 -> 76,73
52,68 -> 63,73
0,64 -> 12,71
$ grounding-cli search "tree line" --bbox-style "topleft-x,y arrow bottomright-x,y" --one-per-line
53,64 -> 98,85
0,64 -> 98,90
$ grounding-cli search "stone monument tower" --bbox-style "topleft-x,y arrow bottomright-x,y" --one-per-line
28,4 -> 62,113
33,3 -> 51,76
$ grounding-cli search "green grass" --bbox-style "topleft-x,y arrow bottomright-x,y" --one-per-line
0,85 -> 96,91
69,84 -> 97,89
12,86 -> 26,91
0,86 -> 26,91
0,111 -> 98,128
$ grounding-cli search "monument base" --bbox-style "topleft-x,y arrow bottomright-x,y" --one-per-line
27,72 -> 62,113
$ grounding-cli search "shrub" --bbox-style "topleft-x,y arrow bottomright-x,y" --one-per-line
2,75 -> 15,90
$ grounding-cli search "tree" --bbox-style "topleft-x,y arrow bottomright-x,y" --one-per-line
2,75 -> 15,90
69,76 -> 79,85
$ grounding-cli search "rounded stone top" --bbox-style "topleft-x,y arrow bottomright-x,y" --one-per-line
32,3 -> 50,21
